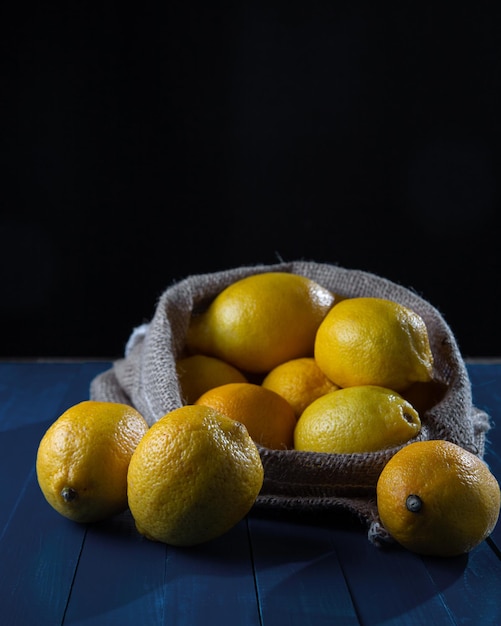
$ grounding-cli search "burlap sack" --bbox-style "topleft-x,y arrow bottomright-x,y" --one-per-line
90,260 -> 491,545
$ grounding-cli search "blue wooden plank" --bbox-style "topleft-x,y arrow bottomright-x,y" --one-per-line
0,419 -> 53,531
0,467 -> 87,626
467,363 -> 501,550
423,541 -> 501,625
333,524 -> 457,625
64,514 -> 260,625
248,512 -> 359,625
62,511 -> 168,625
0,361 -> 111,431
0,361 -> 77,431
69,361 -> 114,405
157,519 -> 260,625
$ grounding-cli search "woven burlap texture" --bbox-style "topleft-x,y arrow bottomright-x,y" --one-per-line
90,261 -> 491,544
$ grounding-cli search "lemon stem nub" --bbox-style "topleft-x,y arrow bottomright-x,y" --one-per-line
406,494 -> 422,513
61,487 -> 78,502
403,412 -> 413,423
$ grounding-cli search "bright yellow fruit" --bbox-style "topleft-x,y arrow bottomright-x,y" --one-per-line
36,401 -> 149,523
314,297 -> 434,392
376,440 -> 501,556
186,272 -> 336,373
262,357 -> 339,419
127,404 -> 264,546
176,354 -> 247,405
294,385 -> 421,454
195,382 -> 297,450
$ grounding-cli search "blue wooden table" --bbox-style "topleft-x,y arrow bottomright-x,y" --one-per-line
1,360 -> 500,625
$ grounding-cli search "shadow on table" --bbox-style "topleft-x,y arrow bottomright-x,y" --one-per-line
247,505 -> 469,623
60,509 -> 260,624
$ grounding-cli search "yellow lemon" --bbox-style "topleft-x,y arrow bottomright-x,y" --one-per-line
195,382 -> 297,450
176,354 -> 248,404
376,440 -> 501,556
262,357 -> 339,419
127,404 -> 264,546
314,297 -> 434,392
36,401 -> 149,523
294,385 -> 421,454
186,272 -> 336,373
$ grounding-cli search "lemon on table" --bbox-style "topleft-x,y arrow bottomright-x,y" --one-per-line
127,404 -> 264,546
376,440 -> 501,556
195,382 -> 297,450
36,400 -> 149,523
186,272 -> 336,373
314,297 -> 434,392
294,385 -> 421,454
262,357 -> 339,419
176,354 -> 248,405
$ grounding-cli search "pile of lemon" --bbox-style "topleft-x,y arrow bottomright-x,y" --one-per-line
36,271 -> 500,557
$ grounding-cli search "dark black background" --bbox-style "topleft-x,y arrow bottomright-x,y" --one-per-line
2,3 -> 500,358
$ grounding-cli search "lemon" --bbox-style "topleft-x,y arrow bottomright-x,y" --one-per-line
314,297 -> 434,392
176,354 -> 248,404
293,385 -> 421,454
376,440 -> 501,556
195,382 -> 297,450
127,404 -> 264,546
262,357 -> 339,419
36,401 -> 149,523
186,272 -> 335,373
